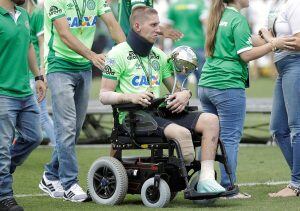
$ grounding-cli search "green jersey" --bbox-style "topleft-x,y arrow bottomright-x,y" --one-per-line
0,6 -> 32,98
118,0 -> 153,36
168,0 -> 207,49
29,6 -> 44,79
44,0 -> 111,73
102,42 -> 173,121
199,7 -> 252,89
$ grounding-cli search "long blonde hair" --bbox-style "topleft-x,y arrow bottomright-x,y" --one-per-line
205,0 -> 230,57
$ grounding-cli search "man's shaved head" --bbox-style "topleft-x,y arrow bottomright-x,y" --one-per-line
129,6 -> 158,28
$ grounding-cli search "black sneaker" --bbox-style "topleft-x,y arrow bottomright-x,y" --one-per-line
0,197 -> 24,211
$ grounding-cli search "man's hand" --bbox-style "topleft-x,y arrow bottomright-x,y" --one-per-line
36,80 -> 46,103
159,25 -> 183,41
89,52 -> 106,70
166,90 -> 191,113
128,91 -> 155,107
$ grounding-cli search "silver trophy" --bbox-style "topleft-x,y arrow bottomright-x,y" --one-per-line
170,46 -> 198,94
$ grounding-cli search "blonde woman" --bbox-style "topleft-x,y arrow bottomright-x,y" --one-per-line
198,0 -> 295,199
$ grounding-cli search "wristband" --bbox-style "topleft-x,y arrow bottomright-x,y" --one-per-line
35,75 -> 44,82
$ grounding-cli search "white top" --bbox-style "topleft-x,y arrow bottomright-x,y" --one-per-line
269,0 -> 300,62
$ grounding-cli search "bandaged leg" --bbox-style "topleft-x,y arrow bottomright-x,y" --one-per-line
164,124 -> 195,165
194,113 -> 226,194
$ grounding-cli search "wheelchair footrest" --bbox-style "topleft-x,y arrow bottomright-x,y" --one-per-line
184,185 -> 239,200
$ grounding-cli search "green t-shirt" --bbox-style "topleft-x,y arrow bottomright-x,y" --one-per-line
168,0 -> 206,49
199,7 -> 252,89
118,0 -> 153,36
44,0 -> 111,73
102,42 -> 173,121
29,7 -> 44,79
0,6 -> 32,98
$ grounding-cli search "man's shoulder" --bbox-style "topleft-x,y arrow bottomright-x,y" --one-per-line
151,46 -> 168,61
107,42 -> 130,58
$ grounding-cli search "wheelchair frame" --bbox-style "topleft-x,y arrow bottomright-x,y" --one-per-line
87,99 -> 239,207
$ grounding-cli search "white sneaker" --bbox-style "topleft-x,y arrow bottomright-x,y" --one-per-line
39,173 -> 64,198
63,183 -> 87,202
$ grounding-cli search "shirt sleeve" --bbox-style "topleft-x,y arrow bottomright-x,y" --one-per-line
102,50 -> 122,80
233,16 -> 253,55
34,9 -> 44,37
97,0 -> 112,17
44,0 -> 65,21
286,0 -> 300,35
160,53 -> 173,80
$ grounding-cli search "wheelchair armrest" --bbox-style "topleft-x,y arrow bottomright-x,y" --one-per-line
112,97 -> 166,112
112,103 -> 143,111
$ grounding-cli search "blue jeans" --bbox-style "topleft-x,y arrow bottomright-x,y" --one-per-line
44,71 -> 92,190
270,54 -> 300,188
0,95 -> 42,200
30,79 -> 55,145
177,48 -> 205,96
199,87 -> 246,188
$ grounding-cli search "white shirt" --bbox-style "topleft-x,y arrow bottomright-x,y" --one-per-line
270,0 -> 300,62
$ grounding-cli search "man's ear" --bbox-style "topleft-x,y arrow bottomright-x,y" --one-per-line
135,22 -> 141,32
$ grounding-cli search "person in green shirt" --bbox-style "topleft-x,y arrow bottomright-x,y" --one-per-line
167,0 -> 208,96
100,6 -> 226,194
198,0 -> 295,199
39,0 -> 125,203
0,0 -> 46,210
23,0 -> 56,146
118,0 -> 183,40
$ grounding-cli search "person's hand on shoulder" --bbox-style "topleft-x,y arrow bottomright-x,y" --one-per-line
89,52 -> 106,70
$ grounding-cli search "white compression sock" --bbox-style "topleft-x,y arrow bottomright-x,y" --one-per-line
199,160 -> 215,181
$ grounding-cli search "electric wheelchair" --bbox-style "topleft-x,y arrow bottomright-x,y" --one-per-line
87,97 -> 239,208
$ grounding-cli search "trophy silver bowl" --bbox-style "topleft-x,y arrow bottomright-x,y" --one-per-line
170,46 -> 198,93
171,46 -> 198,75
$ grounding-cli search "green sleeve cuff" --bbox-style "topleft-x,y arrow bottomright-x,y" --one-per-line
102,75 -> 118,80
51,14 -> 65,21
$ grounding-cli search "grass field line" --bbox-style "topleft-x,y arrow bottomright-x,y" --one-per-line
15,180 -> 289,198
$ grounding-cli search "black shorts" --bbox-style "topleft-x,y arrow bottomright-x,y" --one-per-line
121,111 -> 201,137
153,111 -> 201,137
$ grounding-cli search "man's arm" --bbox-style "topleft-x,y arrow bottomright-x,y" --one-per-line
99,78 -> 154,106
28,43 -> 46,102
100,12 -> 126,44
53,17 -> 106,70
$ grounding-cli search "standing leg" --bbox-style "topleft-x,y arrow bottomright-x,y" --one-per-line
0,96 -> 19,200
10,95 -> 42,173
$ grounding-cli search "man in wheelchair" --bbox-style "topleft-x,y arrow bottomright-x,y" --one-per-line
99,6 -> 225,195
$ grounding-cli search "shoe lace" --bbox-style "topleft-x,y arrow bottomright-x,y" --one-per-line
1,198 -> 17,207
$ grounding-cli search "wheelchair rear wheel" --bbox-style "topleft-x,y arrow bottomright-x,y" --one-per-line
141,177 -> 171,208
87,157 -> 128,205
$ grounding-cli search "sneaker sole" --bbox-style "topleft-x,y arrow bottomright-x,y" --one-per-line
39,182 -> 63,199
63,196 -> 87,203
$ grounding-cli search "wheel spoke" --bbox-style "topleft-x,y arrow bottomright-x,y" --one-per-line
103,167 -> 108,177
94,172 -> 103,181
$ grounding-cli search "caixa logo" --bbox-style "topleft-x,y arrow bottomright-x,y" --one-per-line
132,76 -> 160,86
67,16 -> 98,28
